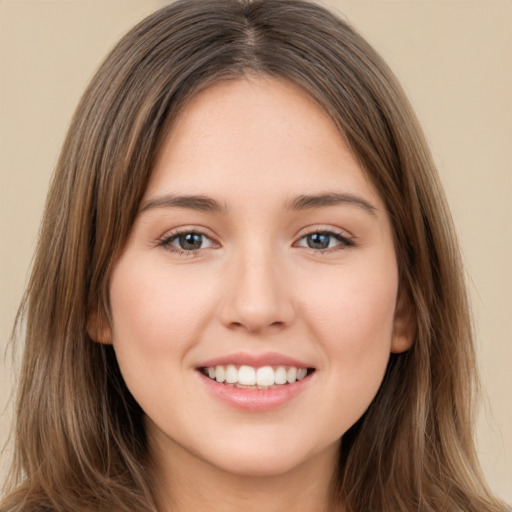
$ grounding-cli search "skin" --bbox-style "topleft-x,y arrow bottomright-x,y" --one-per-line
93,77 -> 413,512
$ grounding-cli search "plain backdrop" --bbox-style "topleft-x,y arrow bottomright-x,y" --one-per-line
1,0 -> 511,502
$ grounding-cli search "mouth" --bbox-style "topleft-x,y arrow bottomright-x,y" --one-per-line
199,364 -> 316,390
195,352 -> 316,411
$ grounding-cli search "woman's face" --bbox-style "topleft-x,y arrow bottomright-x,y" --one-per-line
102,77 -> 413,478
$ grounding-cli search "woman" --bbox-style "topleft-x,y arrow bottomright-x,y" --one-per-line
1,1 -> 508,511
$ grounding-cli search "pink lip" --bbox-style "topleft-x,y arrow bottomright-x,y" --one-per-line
197,371 -> 314,412
196,351 -> 313,369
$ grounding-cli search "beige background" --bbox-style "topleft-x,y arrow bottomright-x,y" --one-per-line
1,0 -> 510,502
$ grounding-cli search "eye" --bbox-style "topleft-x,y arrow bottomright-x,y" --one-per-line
159,231 -> 216,253
295,231 -> 354,251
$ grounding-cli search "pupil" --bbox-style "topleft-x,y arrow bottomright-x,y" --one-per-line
179,233 -> 202,250
308,233 -> 330,249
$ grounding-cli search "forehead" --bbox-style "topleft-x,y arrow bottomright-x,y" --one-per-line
144,76 -> 382,210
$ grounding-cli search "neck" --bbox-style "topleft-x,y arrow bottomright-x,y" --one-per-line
149,434 -> 343,512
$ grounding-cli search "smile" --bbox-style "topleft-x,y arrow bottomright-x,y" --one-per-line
201,364 -> 313,389
197,362 -> 315,412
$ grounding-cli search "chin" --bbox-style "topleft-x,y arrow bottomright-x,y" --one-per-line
200,433 -> 337,479
212,451 -> 309,478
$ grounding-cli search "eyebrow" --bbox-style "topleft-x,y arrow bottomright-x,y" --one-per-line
140,191 -> 377,216
286,192 -> 377,216
140,194 -> 227,214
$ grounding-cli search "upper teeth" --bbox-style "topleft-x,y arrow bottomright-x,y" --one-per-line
204,365 -> 308,387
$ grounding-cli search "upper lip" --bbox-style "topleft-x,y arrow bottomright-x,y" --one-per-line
197,351 -> 313,369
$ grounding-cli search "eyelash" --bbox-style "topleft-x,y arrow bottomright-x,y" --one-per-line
157,228 -> 355,256
157,230 -> 217,257
295,230 -> 355,253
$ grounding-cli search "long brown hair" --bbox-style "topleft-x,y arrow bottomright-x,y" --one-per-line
2,1 -> 508,511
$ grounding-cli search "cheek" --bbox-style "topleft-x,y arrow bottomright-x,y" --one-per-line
301,261 -> 398,346
107,254 -> 222,415
109,255 -> 218,353
298,260 -> 398,419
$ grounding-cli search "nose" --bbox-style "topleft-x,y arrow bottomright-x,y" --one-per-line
218,245 -> 296,334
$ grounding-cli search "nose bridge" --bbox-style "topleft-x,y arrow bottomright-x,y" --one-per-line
219,237 -> 294,332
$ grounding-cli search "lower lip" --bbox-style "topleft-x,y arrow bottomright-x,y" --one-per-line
198,371 -> 314,412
